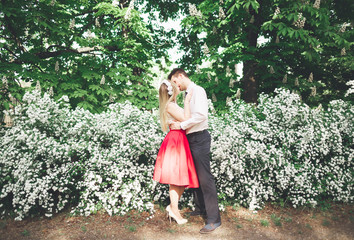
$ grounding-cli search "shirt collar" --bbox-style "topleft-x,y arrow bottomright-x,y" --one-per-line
186,82 -> 196,94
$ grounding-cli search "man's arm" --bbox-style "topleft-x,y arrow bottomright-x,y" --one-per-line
180,86 -> 208,130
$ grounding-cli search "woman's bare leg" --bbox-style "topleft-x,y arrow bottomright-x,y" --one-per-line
169,185 -> 186,220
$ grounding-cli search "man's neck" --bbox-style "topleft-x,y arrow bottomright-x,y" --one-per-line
185,79 -> 193,90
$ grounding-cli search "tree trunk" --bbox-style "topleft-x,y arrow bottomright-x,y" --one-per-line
241,1 -> 263,104
242,60 -> 258,103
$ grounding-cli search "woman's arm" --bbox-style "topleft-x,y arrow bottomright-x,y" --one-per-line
166,90 -> 193,122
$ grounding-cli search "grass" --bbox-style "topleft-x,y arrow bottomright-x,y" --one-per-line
0,221 -> 6,229
81,225 -> 87,232
167,228 -> 176,233
232,203 -> 241,211
305,223 -> 312,229
125,225 -> 137,232
284,217 -> 292,223
322,219 -> 331,227
260,219 -> 269,227
319,201 -> 332,212
270,213 -> 282,227
236,224 -> 243,229
21,229 -> 30,236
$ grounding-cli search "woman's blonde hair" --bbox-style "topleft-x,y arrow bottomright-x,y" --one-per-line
159,81 -> 178,132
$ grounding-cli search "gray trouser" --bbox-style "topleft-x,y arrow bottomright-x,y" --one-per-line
187,130 -> 221,224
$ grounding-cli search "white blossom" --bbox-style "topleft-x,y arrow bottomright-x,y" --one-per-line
282,74 -> 287,84
274,7 -> 280,17
308,72 -> 313,82
69,19 -> 75,30
345,80 -> 354,97
293,13 -> 306,29
313,0 -> 320,9
35,80 -> 41,92
341,48 -> 346,56
49,86 -> 54,97
226,66 -> 231,77
219,7 -> 226,19
100,75 -> 105,85
269,66 -> 275,74
55,61 -> 59,72
2,76 -> 8,89
203,43 -> 210,55
124,0 -> 135,20
188,3 -> 202,18
95,17 -> 100,27
1,88 -> 352,221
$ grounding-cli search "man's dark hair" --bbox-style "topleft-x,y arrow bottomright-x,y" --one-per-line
168,68 -> 189,80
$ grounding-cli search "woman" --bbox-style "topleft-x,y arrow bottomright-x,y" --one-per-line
153,80 -> 199,225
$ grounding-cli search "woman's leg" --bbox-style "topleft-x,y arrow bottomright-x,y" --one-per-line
177,186 -> 185,200
169,185 -> 185,220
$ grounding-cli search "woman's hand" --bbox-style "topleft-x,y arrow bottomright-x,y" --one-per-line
169,121 -> 181,130
185,89 -> 193,103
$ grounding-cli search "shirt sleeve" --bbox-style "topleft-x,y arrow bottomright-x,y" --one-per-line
180,86 -> 208,130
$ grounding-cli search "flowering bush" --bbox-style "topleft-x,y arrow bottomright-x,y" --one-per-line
0,91 -> 164,220
210,89 -> 353,210
0,88 -> 352,220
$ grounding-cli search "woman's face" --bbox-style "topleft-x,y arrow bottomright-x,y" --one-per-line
175,86 -> 180,95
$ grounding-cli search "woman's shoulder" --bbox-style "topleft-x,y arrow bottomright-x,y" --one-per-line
167,101 -> 181,108
166,102 -> 183,114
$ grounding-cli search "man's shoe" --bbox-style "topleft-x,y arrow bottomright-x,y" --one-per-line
186,210 -> 206,217
199,222 -> 221,234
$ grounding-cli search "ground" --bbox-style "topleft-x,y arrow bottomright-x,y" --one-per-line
0,203 -> 353,240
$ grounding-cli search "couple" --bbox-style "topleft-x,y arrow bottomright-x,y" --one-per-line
153,68 -> 221,234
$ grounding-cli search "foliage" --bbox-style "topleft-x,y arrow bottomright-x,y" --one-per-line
0,89 -> 353,220
0,0 -> 171,121
209,88 -> 353,210
0,90 -> 163,220
169,0 -> 353,107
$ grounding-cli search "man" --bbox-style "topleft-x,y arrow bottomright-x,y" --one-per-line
168,68 -> 221,234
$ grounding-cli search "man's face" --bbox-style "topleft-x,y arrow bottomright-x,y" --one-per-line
171,74 -> 184,91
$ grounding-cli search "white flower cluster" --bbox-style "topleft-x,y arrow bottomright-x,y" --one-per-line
203,43 -> 210,55
341,47 -> 346,56
188,3 -> 202,18
0,90 -> 164,220
2,76 -> 8,90
219,7 -> 226,19
313,0 -> 320,9
0,88 -> 352,220
208,88 -> 353,210
274,7 -> 280,17
124,0 -> 135,20
293,13 -> 306,29
345,80 -> 354,97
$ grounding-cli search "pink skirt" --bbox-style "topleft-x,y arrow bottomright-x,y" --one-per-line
153,129 -> 199,188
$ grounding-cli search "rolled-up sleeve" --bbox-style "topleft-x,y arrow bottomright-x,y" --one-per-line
180,86 -> 208,130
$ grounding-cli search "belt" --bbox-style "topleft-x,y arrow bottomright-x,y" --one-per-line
187,129 -> 208,137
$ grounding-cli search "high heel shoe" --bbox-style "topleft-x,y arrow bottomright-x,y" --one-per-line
166,205 -> 188,225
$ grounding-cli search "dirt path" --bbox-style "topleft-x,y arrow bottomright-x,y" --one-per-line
1,204 -> 353,240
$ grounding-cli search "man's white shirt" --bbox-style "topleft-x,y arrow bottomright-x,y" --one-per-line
180,82 -> 208,134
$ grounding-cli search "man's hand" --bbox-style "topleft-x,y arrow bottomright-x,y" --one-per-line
185,89 -> 193,103
169,121 -> 181,130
